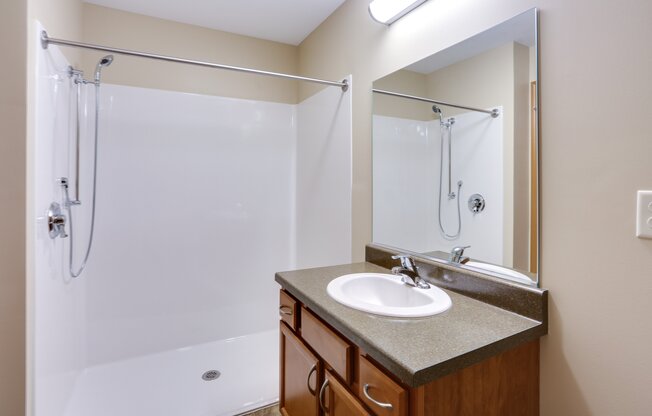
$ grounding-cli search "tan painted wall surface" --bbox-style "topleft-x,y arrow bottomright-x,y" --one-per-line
299,0 -> 652,414
0,0 -> 27,414
81,4 -> 299,104
512,42 -> 531,271
373,70 -> 431,120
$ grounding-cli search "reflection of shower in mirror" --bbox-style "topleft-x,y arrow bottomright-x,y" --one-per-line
372,105 -> 504,266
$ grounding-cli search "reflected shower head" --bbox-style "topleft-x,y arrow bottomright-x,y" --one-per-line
432,105 -> 445,123
99,55 -> 113,66
94,55 -> 114,83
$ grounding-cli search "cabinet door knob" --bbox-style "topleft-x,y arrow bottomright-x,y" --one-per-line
319,379 -> 330,413
363,383 -> 393,409
279,305 -> 293,316
307,364 -> 317,396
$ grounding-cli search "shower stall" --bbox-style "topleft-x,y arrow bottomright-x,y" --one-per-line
33,24 -> 352,416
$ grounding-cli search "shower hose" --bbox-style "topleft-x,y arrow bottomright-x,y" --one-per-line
66,79 -> 101,278
438,119 -> 462,240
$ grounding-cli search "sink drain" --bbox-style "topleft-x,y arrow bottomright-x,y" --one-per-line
202,370 -> 221,381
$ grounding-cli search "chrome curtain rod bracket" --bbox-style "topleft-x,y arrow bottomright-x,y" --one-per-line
41,31 -> 350,92
372,88 -> 499,118
40,31 -> 49,50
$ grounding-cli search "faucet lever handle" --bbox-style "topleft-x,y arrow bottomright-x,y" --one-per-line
452,245 -> 470,253
391,254 -> 417,270
449,245 -> 471,263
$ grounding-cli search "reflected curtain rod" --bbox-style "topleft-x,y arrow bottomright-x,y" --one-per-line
41,31 -> 349,92
372,88 -> 499,118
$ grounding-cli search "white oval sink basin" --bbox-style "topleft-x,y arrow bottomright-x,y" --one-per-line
327,273 -> 452,318
465,261 -> 534,285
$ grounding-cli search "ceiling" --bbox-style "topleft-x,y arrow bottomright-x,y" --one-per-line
84,0 -> 347,45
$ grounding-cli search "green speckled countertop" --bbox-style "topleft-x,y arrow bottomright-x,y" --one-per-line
276,261 -> 547,387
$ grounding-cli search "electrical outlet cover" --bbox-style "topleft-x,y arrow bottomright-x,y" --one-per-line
636,190 -> 652,239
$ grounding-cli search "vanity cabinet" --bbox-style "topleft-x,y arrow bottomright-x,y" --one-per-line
279,290 -> 409,416
279,289 -> 539,416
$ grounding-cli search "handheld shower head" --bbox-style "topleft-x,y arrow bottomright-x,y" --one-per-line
433,105 -> 449,126
94,55 -> 114,83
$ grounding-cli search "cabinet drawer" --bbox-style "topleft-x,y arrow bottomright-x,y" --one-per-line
359,355 -> 407,416
301,307 -> 353,384
279,290 -> 298,331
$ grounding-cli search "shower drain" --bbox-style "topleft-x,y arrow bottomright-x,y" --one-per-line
202,370 -> 221,381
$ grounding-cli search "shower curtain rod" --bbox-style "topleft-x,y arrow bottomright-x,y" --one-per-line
372,88 -> 499,118
41,31 -> 349,91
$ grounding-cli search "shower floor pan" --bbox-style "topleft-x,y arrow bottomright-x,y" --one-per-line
65,329 -> 279,416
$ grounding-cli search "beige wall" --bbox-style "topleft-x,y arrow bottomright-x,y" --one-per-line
81,4 -> 299,104
0,0 -> 27,414
30,0 -> 84,65
299,0 -> 652,414
513,42 -> 531,271
373,70 -> 431,120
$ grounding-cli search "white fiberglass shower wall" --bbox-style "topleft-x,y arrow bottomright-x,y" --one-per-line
373,110 -> 504,265
33,25 -> 351,416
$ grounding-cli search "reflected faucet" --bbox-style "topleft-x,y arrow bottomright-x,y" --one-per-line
449,246 -> 470,264
391,254 -> 430,289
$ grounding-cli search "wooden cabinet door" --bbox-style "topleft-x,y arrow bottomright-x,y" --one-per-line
280,322 -> 321,416
322,370 -> 371,416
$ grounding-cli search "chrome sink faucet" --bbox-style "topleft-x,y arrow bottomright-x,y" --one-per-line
391,254 -> 430,289
449,245 -> 470,264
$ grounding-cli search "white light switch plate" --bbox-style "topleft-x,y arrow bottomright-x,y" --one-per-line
636,190 -> 652,239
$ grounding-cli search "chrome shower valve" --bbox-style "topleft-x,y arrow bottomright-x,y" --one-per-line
47,202 -> 68,239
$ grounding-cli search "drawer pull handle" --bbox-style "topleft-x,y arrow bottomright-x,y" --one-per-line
363,383 -> 393,410
307,364 -> 317,396
319,379 -> 330,413
279,305 -> 293,316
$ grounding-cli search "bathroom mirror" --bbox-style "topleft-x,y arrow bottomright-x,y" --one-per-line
372,8 -> 539,286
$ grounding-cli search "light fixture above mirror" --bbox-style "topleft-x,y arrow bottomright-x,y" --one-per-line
369,0 -> 429,25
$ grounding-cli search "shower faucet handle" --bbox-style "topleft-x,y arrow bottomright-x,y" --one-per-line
47,202 -> 68,239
